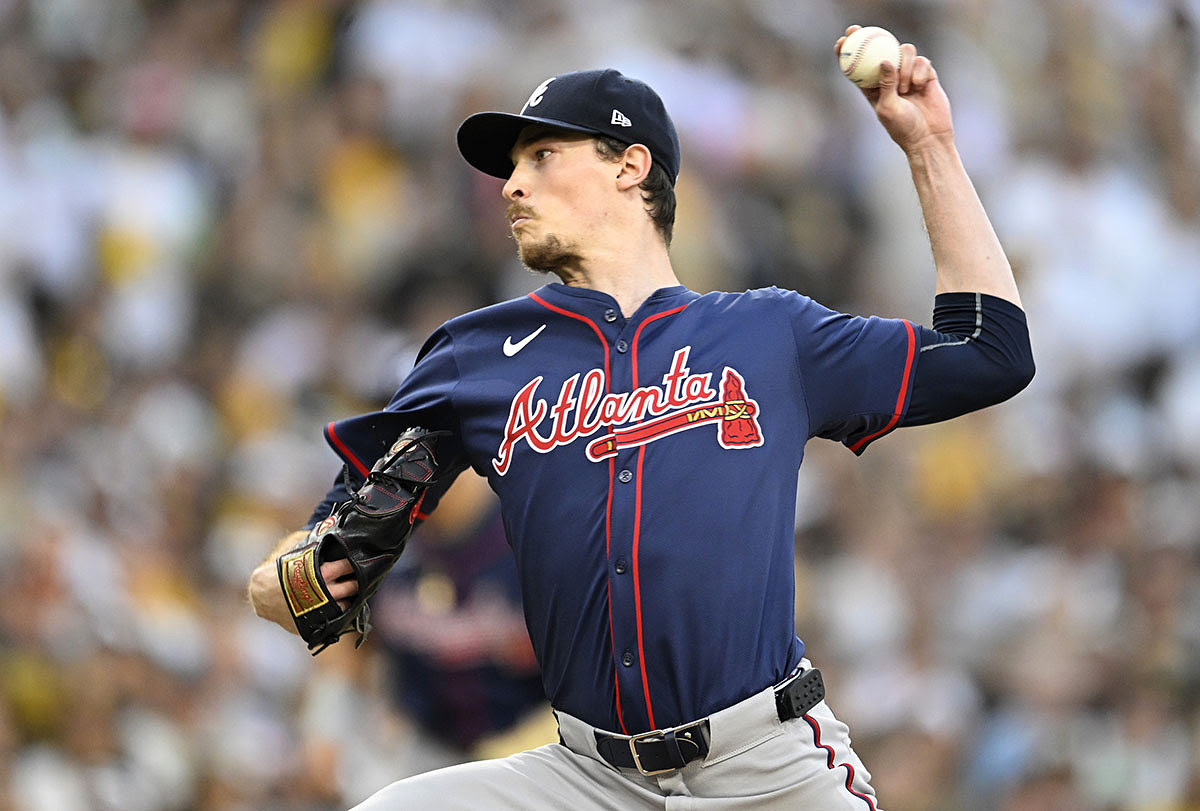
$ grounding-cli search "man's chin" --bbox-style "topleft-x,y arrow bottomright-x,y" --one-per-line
517,237 -> 577,275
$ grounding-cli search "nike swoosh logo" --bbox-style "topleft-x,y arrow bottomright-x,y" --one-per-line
503,324 -> 547,357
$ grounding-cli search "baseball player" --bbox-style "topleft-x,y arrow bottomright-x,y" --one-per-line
249,27 -> 1033,809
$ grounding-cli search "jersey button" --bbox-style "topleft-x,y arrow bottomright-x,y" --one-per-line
621,651 -> 634,667
616,339 -> 629,353
614,558 -> 627,574
604,308 -> 618,323
618,469 -> 633,483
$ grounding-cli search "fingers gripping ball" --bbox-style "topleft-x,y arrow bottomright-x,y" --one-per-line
839,26 -> 902,88
277,427 -> 450,653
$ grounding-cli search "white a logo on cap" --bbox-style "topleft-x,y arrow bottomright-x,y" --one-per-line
611,109 -> 632,127
524,77 -> 556,111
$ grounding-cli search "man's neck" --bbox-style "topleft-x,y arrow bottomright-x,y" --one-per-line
553,244 -> 679,317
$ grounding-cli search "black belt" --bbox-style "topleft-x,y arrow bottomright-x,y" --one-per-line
594,668 -> 825,776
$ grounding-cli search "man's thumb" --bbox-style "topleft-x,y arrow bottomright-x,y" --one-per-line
876,60 -> 899,95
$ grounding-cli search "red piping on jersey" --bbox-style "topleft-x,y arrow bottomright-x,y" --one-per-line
630,304 -> 690,390
529,292 -> 628,732
529,293 -> 611,373
628,303 -> 690,730
606,456 -> 627,734
326,421 -> 370,478
631,445 -> 654,728
848,319 -> 916,453
804,714 -> 879,810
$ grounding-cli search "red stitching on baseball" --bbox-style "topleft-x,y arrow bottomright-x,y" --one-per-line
842,31 -> 883,76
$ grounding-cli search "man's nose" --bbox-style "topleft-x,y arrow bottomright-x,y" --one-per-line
502,167 -> 526,201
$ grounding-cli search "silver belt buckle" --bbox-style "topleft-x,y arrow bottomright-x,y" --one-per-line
627,729 -> 676,777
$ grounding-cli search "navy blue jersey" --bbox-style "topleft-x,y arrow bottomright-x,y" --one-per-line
323,283 -> 917,734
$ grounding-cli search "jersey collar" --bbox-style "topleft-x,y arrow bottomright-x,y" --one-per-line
533,283 -> 698,319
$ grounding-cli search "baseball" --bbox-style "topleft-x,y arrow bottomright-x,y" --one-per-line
839,26 -> 902,88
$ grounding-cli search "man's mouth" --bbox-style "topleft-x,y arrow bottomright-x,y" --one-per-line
508,207 -> 534,230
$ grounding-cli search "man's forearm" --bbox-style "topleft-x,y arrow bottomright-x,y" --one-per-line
247,529 -> 309,633
907,137 -> 1022,308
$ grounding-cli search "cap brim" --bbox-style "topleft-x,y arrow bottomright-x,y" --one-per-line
456,112 -> 602,180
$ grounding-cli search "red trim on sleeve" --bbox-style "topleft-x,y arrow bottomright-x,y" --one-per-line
325,421 -> 370,478
848,319 -> 917,454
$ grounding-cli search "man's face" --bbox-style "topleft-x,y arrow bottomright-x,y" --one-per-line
503,126 -> 617,274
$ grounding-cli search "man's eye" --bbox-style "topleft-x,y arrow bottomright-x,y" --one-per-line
535,149 -> 552,160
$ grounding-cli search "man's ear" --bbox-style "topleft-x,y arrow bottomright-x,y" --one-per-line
615,144 -> 653,190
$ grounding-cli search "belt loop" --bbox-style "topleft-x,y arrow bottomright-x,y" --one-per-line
661,729 -> 687,769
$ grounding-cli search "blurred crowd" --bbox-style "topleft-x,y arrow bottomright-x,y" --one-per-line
0,0 -> 1197,808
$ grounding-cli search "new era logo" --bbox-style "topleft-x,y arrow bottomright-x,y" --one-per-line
611,109 -> 632,127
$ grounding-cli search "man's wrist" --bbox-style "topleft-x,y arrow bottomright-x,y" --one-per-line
248,556 -> 301,633
903,131 -> 958,165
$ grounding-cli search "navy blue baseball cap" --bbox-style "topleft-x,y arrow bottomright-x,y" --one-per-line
457,69 -> 681,185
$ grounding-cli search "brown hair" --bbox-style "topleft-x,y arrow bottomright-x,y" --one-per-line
593,136 -> 677,247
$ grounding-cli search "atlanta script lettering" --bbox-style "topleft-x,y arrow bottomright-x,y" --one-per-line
493,347 -> 763,475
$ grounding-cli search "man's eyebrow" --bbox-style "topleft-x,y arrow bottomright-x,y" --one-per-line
509,128 -> 581,163
516,128 -> 558,149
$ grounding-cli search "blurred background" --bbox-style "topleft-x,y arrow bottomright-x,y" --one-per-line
0,0 -> 1197,808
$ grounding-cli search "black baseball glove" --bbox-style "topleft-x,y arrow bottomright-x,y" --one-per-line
277,426 -> 450,653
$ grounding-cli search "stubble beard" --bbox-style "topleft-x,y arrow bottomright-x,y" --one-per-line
516,232 -> 582,276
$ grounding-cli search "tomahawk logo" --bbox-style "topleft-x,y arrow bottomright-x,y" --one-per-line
492,347 -> 763,475
523,77 -> 555,110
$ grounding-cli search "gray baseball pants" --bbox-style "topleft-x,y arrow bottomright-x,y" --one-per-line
351,660 -> 881,809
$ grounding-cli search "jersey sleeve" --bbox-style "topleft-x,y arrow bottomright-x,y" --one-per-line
321,325 -> 469,514
782,289 -> 918,454
304,473 -> 350,530
902,293 -> 1035,425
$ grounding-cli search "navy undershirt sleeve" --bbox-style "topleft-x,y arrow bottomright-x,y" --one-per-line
304,474 -> 350,530
903,292 -> 1034,426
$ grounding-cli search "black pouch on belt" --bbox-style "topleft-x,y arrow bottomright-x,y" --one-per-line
775,667 -> 826,722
